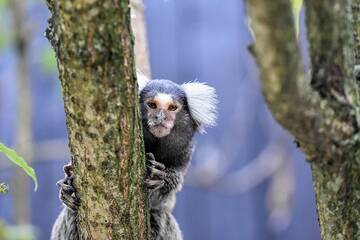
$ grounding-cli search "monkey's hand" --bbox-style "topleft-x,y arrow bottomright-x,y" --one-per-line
145,153 -> 166,192
145,153 -> 183,196
57,163 -> 80,211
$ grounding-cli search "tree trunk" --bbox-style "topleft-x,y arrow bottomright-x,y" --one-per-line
46,1 -> 148,239
247,0 -> 360,239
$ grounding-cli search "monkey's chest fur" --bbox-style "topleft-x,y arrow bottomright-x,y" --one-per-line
143,124 -> 194,170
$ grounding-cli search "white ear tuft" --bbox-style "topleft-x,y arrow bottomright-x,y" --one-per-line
181,82 -> 218,132
137,71 -> 150,92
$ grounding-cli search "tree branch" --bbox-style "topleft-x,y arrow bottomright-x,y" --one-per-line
246,0 -> 324,159
248,0 -> 360,238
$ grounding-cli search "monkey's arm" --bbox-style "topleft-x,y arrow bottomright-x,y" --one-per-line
51,164 -> 80,240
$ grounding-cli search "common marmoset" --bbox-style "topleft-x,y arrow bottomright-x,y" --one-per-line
51,73 -> 218,240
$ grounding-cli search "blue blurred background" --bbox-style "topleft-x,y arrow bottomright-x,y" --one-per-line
0,0 -> 320,239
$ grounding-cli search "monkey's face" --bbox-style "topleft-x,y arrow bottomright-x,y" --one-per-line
144,93 -> 182,138
139,76 -> 218,138
140,80 -> 187,138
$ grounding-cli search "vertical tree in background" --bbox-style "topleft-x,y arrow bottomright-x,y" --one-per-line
46,0 -> 148,239
131,0 -> 151,77
247,0 -> 360,239
10,0 -> 33,226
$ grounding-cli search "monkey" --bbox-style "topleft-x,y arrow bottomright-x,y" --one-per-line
51,73 -> 218,240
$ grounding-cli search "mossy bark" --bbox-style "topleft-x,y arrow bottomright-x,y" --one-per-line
247,0 -> 360,239
46,1 -> 148,239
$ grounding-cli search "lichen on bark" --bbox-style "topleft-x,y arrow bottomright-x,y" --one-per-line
46,0 -> 148,239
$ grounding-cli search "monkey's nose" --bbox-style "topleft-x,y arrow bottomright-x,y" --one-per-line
154,110 -> 165,124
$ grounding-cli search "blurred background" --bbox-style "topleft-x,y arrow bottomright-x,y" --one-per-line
0,0 -> 320,239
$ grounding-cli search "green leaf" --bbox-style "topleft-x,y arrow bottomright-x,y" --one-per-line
0,143 -> 38,191
290,0 -> 303,38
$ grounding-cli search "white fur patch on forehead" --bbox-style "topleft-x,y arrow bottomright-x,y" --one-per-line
155,93 -> 173,108
181,82 -> 218,132
137,71 -> 150,92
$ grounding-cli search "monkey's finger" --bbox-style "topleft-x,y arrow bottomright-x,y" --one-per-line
148,160 -> 165,170
60,191 -> 80,211
60,190 -> 77,204
145,179 -> 162,186
148,166 -> 166,179
146,153 -> 156,161
63,164 -> 74,176
150,184 -> 164,193
145,179 -> 164,189
57,180 -> 75,193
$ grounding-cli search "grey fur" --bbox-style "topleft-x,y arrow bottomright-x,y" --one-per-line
51,79 -> 217,240
51,208 -> 78,240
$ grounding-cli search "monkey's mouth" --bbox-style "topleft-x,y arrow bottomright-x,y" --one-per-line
148,123 -> 172,138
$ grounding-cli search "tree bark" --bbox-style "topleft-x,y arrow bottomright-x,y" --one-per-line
46,1 -> 148,239
247,0 -> 360,239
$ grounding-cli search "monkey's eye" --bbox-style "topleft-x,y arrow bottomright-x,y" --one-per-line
147,101 -> 157,109
168,104 -> 178,111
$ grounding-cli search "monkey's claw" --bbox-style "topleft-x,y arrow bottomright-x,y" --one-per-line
59,187 -> 80,211
146,153 -> 166,192
63,163 -> 73,177
57,164 -> 80,211
145,179 -> 165,192
147,165 -> 166,178
146,153 -> 165,170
